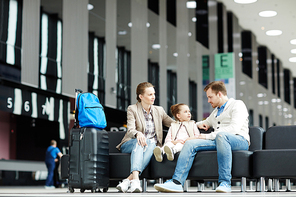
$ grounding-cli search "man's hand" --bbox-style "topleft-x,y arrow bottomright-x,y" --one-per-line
136,132 -> 147,147
197,134 -> 206,139
198,123 -> 210,131
184,136 -> 197,142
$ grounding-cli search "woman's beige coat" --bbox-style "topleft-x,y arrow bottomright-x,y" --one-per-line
116,102 -> 174,150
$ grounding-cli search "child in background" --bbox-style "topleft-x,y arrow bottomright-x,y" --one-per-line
153,103 -> 200,162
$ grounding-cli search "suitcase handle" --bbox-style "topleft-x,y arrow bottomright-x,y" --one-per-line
80,128 -> 86,140
75,89 -> 83,93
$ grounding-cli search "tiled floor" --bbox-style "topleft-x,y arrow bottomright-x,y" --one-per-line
1,186 -> 296,197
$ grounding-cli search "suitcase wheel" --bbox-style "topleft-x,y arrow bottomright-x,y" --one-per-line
80,189 -> 85,193
103,187 -> 108,192
69,187 -> 74,193
92,187 -> 101,193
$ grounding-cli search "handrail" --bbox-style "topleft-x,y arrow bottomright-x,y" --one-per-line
0,159 -> 47,172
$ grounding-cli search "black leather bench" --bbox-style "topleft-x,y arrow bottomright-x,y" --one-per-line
253,125 -> 296,192
108,132 -> 151,180
108,126 -> 265,192
150,126 -> 265,192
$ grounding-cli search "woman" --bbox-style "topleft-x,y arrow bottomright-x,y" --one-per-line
116,82 -> 174,193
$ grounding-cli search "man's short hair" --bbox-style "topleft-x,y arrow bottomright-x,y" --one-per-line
50,140 -> 57,146
204,81 -> 227,95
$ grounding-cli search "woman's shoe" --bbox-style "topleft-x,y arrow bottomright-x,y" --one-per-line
130,179 -> 142,193
116,179 -> 130,193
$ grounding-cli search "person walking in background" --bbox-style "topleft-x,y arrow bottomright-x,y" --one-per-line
153,103 -> 200,162
45,140 -> 63,189
115,82 -> 174,193
53,157 -> 61,188
154,81 -> 250,193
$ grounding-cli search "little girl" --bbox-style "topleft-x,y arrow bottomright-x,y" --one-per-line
153,103 -> 200,162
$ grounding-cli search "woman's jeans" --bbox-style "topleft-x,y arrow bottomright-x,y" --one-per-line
172,132 -> 249,186
121,138 -> 156,175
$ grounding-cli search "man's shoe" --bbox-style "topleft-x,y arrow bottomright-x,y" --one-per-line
216,182 -> 231,193
154,179 -> 183,193
153,146 -> 163,162
116,179 -> 130,193
130,179 -> 142,193
164,145 -> 174,161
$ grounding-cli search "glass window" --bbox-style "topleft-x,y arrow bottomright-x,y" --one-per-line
148,60 -> 160,105
241,31 -> 252,78
259,114 -> 263,128
271,54 -> 276,95
166,0 -> 176,26
0,0 -> 23,82
227,12 -> 233,52
294,78 -> 296,109
265,116 -> 269,130
189,80 -> 197,120
167,70 -> 177,116
116,47 -> 131,110
148,0 -> 159,15
88,33 -> 105,104
258,46 -> 268,89
195,0 -> 209,48
284,69 -> 291,104
217,2 -> 224,53
249,109 -> 254,127
39,11 -> 62,94
277,59 -> 281,98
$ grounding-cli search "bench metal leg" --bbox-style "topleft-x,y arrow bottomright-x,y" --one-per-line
256,177 -> 265,192
267,179 -> 272,192
274,179 -> 280,192
286,179 -> 291,192
212,182 -> 218,190
250,181 -> 253,191
156,178 -> 163,193
256,179 -> 259,192
142,178 -> 147,192
197,182 -> 204,192
241,177 -> 247,192
183,180 -> 188,192
260,177 -> 266,192
158,177 -> 163,184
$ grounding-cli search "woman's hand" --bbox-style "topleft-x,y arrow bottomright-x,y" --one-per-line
136,132 -> 147,147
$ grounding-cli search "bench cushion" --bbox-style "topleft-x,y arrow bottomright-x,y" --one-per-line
253,149 -> 296,178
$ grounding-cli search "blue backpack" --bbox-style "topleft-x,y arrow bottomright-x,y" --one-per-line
76,92 -> 107,129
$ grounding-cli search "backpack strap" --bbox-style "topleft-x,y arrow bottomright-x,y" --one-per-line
74,90 -> 83,128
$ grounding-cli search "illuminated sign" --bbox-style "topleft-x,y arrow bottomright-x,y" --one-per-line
0,81 -> 70,139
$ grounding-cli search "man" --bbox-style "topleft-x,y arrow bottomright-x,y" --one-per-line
45,140 -> 63,189
154,81 -> 249,193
